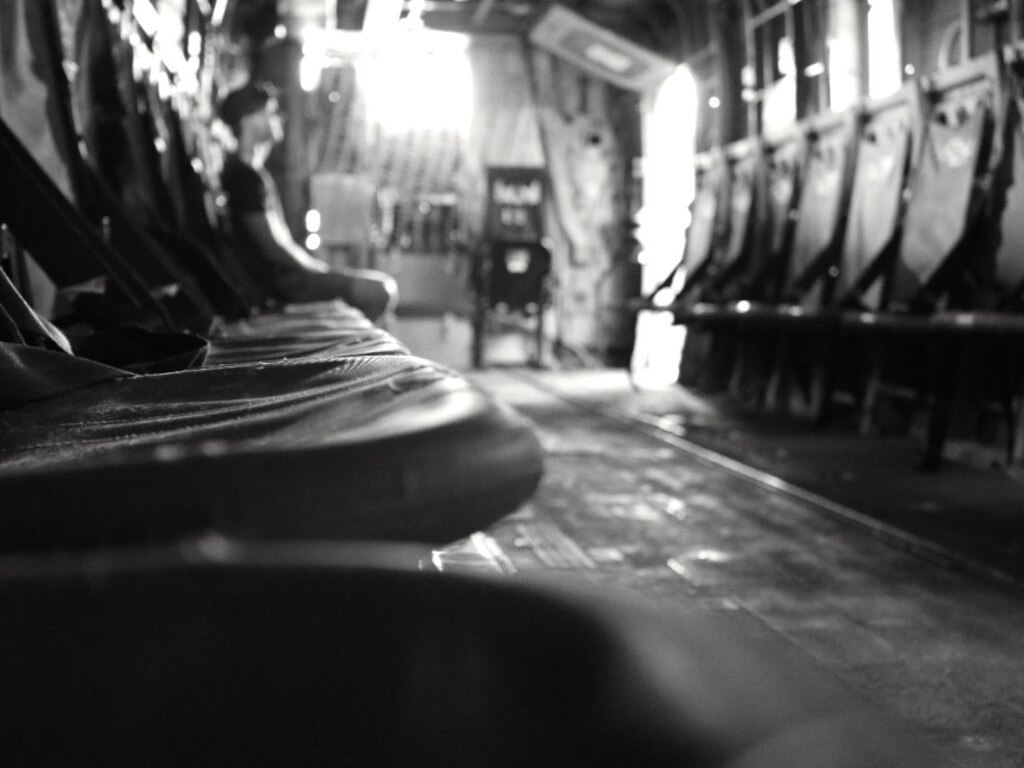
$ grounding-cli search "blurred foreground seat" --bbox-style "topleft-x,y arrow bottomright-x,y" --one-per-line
0,541 -> 949,767
0,267 -> 542,551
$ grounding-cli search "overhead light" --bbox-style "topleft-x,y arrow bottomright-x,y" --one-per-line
404,0 -> 427,27
803,61 -> 826,77
583,43 -> 634,74
161,44 -> 189,75
651,287 -> 676,308
303,27 -> 470,57
362,0 -> 404,31
132,0 -> 161,37
356,33 -> 474,133
300,34 -> 326,92
529,6 -> 676,92
300,57 -> 323,91
211,0 -> 229,27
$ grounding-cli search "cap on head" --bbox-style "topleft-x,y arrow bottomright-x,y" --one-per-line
218,81 -> 278,136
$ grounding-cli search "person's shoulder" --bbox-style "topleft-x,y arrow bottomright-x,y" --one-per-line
221,155 -> 267,212
222,155 -> 259,182
221,155 -> 264,193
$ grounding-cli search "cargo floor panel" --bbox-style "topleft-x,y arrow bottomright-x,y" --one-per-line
442,368 -> 1024,768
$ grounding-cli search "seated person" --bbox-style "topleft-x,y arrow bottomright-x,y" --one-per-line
217,82 -> 396,321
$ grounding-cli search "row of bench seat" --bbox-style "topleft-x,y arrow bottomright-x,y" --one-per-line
0,0 -> 543,550
0,2 -> 966,763
639,50 -> 1024,467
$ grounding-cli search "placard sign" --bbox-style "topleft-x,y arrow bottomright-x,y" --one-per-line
485,167 -> 547,243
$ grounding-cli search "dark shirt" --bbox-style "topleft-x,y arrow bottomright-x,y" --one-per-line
220,154 -> 287,297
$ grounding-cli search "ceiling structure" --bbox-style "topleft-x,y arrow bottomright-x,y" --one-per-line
267,0 -> 699,58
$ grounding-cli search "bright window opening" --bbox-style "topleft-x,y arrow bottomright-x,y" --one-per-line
828,37 -> 857,111
356,34 -> 473,135
631,64 -> 697,388
868,0 -> 901,99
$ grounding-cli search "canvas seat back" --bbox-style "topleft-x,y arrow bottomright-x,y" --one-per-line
982,57 -> 1024,309
679,149 -> 729,292
69,0 -> 253,317
889,53 -> 1003,311
0,0 -> 116,289
1,0 -> 230,327
0,0 -> 212,327
143,72 -> 271,311
70,0 -> 174,230
732,128 -> 806,302
835,85 -> 918,311
990,98 -> 1024,306
707,138 -> 763,300
782,109 -> 858,308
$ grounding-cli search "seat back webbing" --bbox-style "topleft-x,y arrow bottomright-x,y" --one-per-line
783,110 -> 858,308
888,54 -> 1003,311
0,0 -> 216,329
705,140 -> 762,301
836,88 -> 916,310
731,130 -> 805,302
988,92 -> 1024,308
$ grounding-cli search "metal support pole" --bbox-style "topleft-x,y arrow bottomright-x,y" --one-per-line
742,0 -> 760,136
856,0 -> 870,98
961,0 -> 974,61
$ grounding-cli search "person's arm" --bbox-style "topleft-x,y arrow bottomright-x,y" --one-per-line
223,158 -> 326,274
236,209 -> 328,274
222,158 -> 395,316
237,210 -> 396,317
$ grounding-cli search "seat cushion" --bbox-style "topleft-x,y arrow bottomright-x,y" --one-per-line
0,348 -> 542,550
0,546 -> 949,767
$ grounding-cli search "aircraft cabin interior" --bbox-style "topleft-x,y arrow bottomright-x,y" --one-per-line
3,0 -> 1024,765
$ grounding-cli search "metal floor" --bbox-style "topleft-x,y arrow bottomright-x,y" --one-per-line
440,368 -> 1024,768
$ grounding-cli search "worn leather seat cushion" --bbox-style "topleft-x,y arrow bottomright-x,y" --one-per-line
205,321 -> 408,365
0,348 -> 542,551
